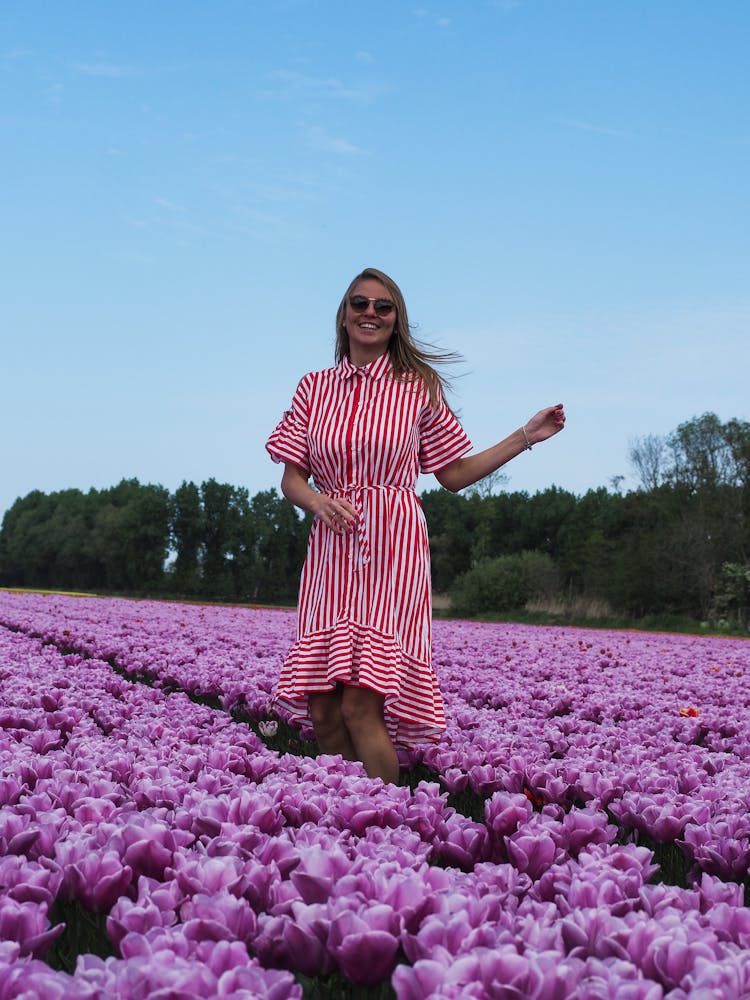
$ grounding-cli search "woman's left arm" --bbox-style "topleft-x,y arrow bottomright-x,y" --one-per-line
434,403 -> 566,493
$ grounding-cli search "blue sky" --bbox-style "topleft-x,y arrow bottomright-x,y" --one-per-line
2,1 -> 748,519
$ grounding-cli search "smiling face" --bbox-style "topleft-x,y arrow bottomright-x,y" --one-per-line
343,277 -> 397,366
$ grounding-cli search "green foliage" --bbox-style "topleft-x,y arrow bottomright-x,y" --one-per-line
0,479 -> 307,604
47,899 -> 116,973
200,479 -> 246,597
91,480 -> 171,591
297,973 -> 396,999
450,551 -> 559,616
0,481 -> 170,593
171,480 -> 204,593
710,562 -> 750,627
419,488 -> 475,591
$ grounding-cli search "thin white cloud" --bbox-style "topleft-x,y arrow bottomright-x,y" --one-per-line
154,197 -> 186,213
413,9 -> 452,27
45,83 -> 64,105
261,69 -> 384,103
70,61 -> 139,78
356,50 -> 375,64
243,180 -> 324,205
305,126 -> 367,156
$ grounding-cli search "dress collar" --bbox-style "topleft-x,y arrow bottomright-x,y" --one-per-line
337,352 -> 393,381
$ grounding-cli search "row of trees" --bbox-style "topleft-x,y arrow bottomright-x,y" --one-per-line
0,479 -> 310,604
425,413 -> 749,622
1,414 -> 748,623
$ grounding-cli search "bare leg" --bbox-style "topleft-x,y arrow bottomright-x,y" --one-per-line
308,686 -> 356,760
340,685 -> 399,784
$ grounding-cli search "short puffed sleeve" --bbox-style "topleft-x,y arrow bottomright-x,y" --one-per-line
418,390 -> 472,474
265,375 -> 311,475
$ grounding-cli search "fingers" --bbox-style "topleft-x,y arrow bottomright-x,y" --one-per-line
543,403 -> 566,427
526,404 -> 566,442
316,496 -> 358,533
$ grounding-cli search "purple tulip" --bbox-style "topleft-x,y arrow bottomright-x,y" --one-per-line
0,776 -> 27,807
485,791 -> 533,841
682,820 -> 750,878
275,904 -> 336,976
214,961 -> 303,999
0,898 -> 64,959
393,958 -> 454,1000
681,951 -> 750,996
432,814 -> 490,870
172,854 -> 248,899
403,910 -> 508,965
0,957 -> 97,999
560,807 -> 617,856
0,812 -> 41,857
440,767 -> 469,794
107,892 -> 176,951
627,918 -> 718,990
696,871 -> 744,910
108,950 -> 219,996
289,844 -> 353,904
505,824 -> 561,880
468,763 -> 503,796
577,956 -> 665,999
0,856 -> 62,909
180,890 -> 257,944
327,905 -> 400,985
117,824 -> 189,881
62,848 -> 134,911
224,788 -> 284,836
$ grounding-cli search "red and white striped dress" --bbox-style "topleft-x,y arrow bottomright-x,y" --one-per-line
266,351 -> 472,746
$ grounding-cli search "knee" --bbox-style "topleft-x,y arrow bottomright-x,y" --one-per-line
340,686 -> 384,729
308,692 -> 344,737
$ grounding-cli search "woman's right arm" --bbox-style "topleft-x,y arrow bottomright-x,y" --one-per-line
281,463 -> 357,535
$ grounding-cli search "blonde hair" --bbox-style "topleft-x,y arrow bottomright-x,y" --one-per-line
334,267 -> 458,409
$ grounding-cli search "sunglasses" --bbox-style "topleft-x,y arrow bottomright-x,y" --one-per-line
348,295 -> 396,317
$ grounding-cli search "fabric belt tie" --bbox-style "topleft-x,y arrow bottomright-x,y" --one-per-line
332,485 -> 416,568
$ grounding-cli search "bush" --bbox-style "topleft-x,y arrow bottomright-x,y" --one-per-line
709,562 -> 750,628
449,551 -> 560,617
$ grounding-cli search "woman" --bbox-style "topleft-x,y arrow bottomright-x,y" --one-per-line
266,267 -> 565,784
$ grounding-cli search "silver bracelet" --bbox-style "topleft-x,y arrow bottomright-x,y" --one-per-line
522,425 -> 532,451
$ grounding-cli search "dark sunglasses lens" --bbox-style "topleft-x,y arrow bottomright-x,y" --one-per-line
349,295 -> 395,315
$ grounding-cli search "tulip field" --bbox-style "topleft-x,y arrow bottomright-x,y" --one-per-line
2,591 -> 750,997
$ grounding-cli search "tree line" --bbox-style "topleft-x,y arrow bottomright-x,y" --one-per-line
0,414 -> 748,625
0,479 -> 310,604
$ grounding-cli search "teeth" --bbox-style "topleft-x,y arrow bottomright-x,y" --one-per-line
360,323 -> 378,329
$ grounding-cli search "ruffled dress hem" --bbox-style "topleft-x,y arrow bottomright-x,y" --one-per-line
274,618 -> 446,748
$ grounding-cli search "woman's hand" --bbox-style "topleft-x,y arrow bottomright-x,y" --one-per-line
309,493 -> 358,534
524,403 -> 566,446
280,463 -> 357,532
